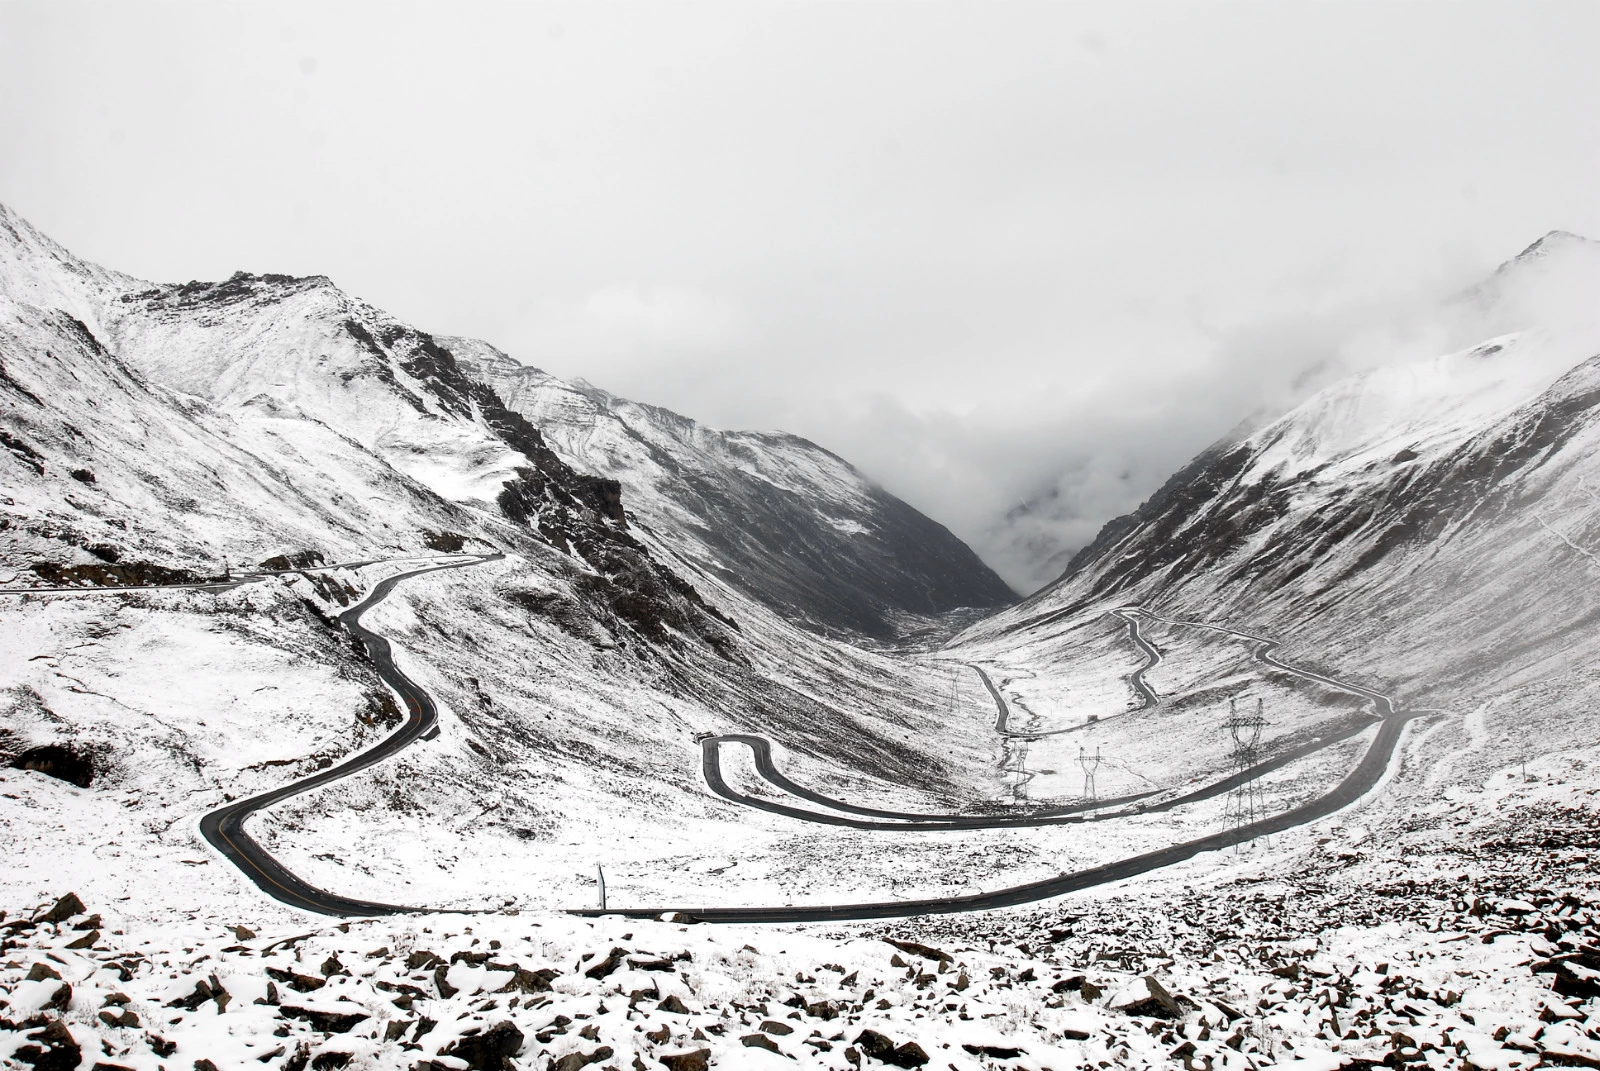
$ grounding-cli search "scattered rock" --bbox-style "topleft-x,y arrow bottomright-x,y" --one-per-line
495,965 -> 560,994
266,966 -> 325,993
657,1049 -> 710,1071
36,892 -> 86,924
550,1047 -> 613,1071
884,938 -> 952,964
760,1020 -> 794,1035
279,1006 -> 370,1034
310,1054 -> 351,1071
657,995 -> 690,1014
406,950 -> 443,970
65,929 -> 99,949
855,1029 -> 930,1067
166,975 -> 229,1012
741,1033 -> 781,1052
12,1019 -> 81,1071
1115,975 -> 1187,1020
440,1021 -> 526,1071
962,1043 -> 1025,1059
584,946 -> 629,979
628,957 -> 675,972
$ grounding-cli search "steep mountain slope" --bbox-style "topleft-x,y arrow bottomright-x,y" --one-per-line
453,340 -> 1016,638
0,200 -> 1028,929
0,201 -> 742,658
10,208 -> 1600,1069
955,232 -> 1600,782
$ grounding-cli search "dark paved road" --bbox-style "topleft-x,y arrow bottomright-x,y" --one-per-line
575,603 -> 1419,923
5,557 -> 1417,922
196,554 -> 501,916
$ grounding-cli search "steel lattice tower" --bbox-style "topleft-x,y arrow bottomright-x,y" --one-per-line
1222,697 -> 1269,848
1078,746 -> 1102,803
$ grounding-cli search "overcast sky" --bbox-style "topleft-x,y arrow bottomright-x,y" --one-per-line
5,2 -> 1600,590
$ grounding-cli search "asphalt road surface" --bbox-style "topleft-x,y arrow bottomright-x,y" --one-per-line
575,604 -> 1421,923
4,558 -> 1419,922
198,553 -> 501,915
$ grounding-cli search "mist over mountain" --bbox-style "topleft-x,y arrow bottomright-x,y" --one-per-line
5,198 -> 1600,1070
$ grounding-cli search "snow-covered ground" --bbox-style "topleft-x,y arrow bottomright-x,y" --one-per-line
6,201 -> 1600,1068
5,742 -> 1596,1070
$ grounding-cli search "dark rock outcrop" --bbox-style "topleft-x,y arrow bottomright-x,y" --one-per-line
11,746 -> 95,788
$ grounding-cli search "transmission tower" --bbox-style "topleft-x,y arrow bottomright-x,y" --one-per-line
1078,746 -> 1102,803
1222,697 -> 1269,848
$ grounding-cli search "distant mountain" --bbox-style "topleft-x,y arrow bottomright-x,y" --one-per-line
0,199 -> 1008,644
453,340 -> 1016,638
961,230 -> 1600,705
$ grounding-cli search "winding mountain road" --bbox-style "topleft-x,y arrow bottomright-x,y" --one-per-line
2,552 -> 500,917
7,556 -> 1419,922
576,604 -> 1421,923
199,553 -> 502,916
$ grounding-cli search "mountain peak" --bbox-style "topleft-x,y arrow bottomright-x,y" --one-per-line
1509,229 -> 1599,264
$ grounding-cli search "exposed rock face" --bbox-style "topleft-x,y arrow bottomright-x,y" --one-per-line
10,745 -> 95,788
0,201 -> 739,662
455,342 -> 1016,639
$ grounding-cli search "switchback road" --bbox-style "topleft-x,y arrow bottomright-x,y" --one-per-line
576,603 -> 1420,923
6,560 -> 1418,921
1,552 -> 499,916
198,553 -> 501,915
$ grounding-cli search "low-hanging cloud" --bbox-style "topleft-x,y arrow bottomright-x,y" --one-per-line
5,3 -> 1600,592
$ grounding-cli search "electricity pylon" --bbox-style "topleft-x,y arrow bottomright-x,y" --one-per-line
1222,697 -> 1269,848
1079,746 -> 1102,803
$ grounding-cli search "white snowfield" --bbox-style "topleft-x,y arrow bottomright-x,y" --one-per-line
3,201 -> 1600,1068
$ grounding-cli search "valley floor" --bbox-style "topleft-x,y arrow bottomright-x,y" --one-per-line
4,557 -> 1600,1069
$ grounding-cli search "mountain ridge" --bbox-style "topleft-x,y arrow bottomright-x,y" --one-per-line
452,338 -> 1017,638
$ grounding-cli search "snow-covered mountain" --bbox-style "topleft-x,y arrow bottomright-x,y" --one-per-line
453,341 -> 1016,638
9,202 -> 1600,1070
960,231 -> 1600,732
0,200 -> 1025,940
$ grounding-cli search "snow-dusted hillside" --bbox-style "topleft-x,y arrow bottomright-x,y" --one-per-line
7,199 -> 1600,1070
952,233 -> 1600,909
453,341 -> 1016,639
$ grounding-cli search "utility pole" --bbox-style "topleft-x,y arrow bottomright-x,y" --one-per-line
596,864 -> 606,912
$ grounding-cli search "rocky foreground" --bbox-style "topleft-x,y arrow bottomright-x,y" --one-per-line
3,789 -> 1598,1071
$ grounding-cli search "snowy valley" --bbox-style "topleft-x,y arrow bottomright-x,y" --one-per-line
3,203 -> 1600,1071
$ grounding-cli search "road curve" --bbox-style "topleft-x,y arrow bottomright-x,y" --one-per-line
692,607 -> 1371,830
8,556 -> 1416,922
575,603 -> 1419,923
198,553 -> 502,916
